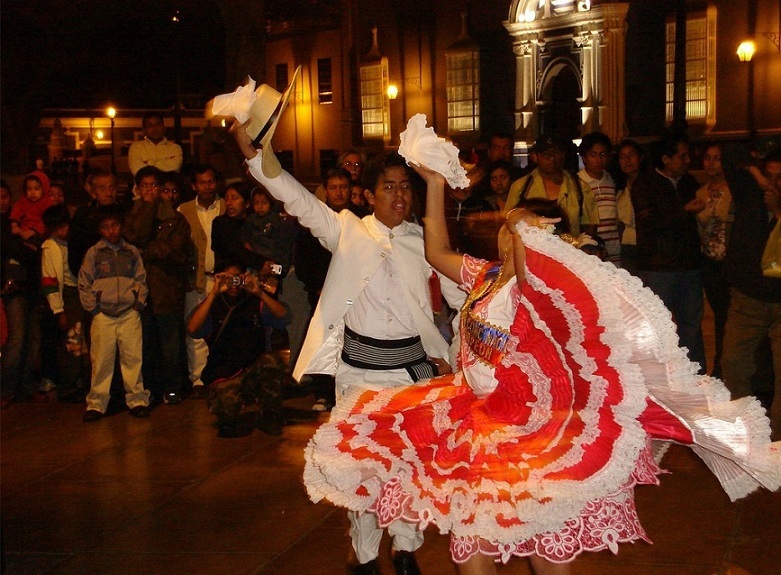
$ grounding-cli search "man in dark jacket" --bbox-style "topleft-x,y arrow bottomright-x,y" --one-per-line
124,166 -> 192,404
721,149 -> 781,439
68,169 -> 123,274
632,134 -> 706,372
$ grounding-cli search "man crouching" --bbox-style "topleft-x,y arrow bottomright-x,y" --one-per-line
186,262 -> 290,437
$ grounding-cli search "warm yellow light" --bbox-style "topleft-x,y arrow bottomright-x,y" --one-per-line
95,130 -> 105,140
386,84 -> 399,100
737,40 -> 756,62
106,106 -> 116,119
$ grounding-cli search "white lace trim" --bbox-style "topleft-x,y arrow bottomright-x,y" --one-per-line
519,223 -> 781,498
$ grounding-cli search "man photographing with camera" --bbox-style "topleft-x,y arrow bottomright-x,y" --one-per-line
186,262 -> 290,437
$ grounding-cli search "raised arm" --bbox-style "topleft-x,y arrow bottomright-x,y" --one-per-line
232,120 -> 343,251
187,273 -> 226,336
413,164 -> 464,283
506,208 -> 530,286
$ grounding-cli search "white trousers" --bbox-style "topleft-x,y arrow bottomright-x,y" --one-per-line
184,277 -> 214,386
348,510 -> 424,564
337,362 -> 424,564
87,310 -> 149,412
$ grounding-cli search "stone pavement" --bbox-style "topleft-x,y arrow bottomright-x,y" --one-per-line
1,390 -> 779,575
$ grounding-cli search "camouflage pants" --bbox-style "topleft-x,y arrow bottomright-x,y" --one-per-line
207,352 -> 286,427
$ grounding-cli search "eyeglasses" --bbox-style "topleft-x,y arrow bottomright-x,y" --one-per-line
161,187 -> 178,194
343,161 -> 363,169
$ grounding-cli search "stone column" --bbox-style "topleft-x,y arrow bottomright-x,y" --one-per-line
600,4 -> 629,138
513,38 -> 537,140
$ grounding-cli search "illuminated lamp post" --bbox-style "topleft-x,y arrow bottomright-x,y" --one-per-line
106,106 -> 117,174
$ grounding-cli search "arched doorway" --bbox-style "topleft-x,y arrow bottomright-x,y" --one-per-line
538,62 -> 581,141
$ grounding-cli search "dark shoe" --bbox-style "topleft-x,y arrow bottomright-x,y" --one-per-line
348,559 -> 380,575
257,410 -> 284,436
217,423 -> 253,438
189,385 -> 208,399
129,405 -> 151,418
392,551 -> 420,575
163,392 -> 183,405
82,409 -> 104,423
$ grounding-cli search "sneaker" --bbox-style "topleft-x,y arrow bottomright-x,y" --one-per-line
82,409 -> 104,423
163,392 -> 183,405
129,405 -> 151,418
311,398 -> 333,412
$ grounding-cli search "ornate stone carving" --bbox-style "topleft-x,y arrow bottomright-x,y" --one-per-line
513,41 -> 533,57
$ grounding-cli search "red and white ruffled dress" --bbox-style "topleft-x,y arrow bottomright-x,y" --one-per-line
304,223 -> 780,564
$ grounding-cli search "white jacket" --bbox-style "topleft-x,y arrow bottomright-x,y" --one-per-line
246,154 -> 465,382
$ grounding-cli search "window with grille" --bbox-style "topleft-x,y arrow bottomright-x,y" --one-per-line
318,58 -> 333,104
360,57 -> 390,140
446,50 -> 480,133
665,9 -> 716,123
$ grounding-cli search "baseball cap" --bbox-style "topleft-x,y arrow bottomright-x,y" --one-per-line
533,134 -> 569,153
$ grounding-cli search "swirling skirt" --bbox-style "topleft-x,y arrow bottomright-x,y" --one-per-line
304,225 -> 780,564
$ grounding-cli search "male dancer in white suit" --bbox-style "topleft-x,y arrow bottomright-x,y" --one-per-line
234,122 -> 464,575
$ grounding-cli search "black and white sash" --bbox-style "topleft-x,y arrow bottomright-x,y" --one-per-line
341,325 -> 436,382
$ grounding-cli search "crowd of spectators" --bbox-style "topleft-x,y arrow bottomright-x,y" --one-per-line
2,125 -> 779,440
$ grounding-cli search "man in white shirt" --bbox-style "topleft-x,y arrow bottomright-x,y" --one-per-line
234,124 -> 464,575
128,112 -> 183,176
177,165 -> 225,397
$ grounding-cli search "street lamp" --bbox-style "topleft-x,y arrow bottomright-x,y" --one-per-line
106,106 -> 116,174
737,40 -> 757,62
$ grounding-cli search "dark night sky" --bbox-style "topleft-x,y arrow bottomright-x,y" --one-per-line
1,0 -> 226,110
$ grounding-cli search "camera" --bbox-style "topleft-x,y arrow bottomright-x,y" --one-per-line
230,275 -> 245,287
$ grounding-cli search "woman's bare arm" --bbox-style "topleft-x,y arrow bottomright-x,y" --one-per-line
413,164 -> 464,283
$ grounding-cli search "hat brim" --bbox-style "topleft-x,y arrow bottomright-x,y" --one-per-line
254,65 -> 301,179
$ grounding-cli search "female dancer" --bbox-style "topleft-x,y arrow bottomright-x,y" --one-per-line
304,160 -> 779,575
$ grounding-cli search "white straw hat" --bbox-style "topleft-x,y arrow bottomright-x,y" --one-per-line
210,65 -> 301,178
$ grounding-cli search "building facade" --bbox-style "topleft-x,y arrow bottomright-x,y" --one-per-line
32,0 -> 781,185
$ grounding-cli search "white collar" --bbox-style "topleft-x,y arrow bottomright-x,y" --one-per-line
368,214 -> 410,238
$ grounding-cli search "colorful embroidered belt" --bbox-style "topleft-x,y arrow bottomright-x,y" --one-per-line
461,312 -> 511,366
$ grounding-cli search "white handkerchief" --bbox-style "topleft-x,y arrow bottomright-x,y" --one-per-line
398,114 -> 470,189
211,78 -> 258,124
